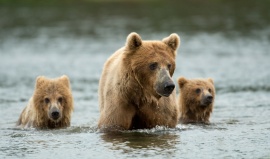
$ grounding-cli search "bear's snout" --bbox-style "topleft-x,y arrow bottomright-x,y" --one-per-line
156,69 -> 175,97
52,111 -> 60,119
206,95 -> 213,102
164,82 -> 175,95
201,94 -> 213,106
49,107 -> 61,120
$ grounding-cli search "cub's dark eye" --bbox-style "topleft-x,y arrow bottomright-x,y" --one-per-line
167,64 -> 172,69
195,88 -> 201,94
208,89 -> 212,93
44,98 -> 50,104
58,97 -> 63,103
149,62 -> 158,70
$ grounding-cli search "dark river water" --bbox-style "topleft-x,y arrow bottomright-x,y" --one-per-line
0,1 -> 270,158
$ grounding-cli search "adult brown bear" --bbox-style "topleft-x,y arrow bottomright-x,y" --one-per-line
98,32 -> 180,130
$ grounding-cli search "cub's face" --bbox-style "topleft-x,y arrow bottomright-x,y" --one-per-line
33,75 -> 73,122
178,77 -> 215,109
124,33 -> 180,98
42,92 -> 64,122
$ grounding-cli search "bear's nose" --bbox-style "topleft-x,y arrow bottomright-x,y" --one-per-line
206,95 -> 213,102
164,83 -> 175,93
51,111 -> 60,118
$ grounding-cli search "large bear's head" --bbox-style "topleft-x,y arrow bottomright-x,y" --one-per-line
33,75 -> 74,126
123,32 -> 180,99
178,77 -> 215,109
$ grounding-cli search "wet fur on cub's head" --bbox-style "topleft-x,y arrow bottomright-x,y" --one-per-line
33,75 -> 74,128
178,77 -> 215,124
123,32 -> 180,100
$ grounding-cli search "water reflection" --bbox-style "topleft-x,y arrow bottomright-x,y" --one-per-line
101,130 -> 179,152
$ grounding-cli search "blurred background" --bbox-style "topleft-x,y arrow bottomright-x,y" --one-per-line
0,0 -> 270,158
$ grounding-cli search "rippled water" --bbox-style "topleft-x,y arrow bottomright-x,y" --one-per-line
1,1 -> 270,158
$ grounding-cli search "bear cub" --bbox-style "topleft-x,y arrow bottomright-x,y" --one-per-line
17,75 -> 74,129
177,77 -> 215,124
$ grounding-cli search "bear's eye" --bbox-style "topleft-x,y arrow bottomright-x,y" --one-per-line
44,98 -> 50,104
149,62 -> 158,70
208,88 -> 212,93
58,97 -> 63,103
195,88 -> 201,94
167,64 -> 172,70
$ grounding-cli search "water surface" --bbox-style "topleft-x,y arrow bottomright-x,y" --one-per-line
0,1 -> 270,158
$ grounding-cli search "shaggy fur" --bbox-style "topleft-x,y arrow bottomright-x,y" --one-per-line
98,32 -> 181,130
178,77 -> 215,124
17,75 -> 74,129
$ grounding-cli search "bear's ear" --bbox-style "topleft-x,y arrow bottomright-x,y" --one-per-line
162,33 -> 180,51
178,77 -> 188,88
35,76 -> 46,89
208,78 -> 214,85
126,32 -> 142,50
60,75 -> 70,88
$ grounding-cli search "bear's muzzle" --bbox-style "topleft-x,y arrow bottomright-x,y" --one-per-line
201,94 -> 213,107
49,106 -> 61,121
156,68 -> 175,97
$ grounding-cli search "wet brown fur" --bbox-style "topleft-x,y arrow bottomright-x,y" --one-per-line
17,75 -> 74,129
177,77 -> 215,124
98,32 -> 180,130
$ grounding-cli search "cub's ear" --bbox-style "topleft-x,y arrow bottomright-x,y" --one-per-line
178,77 -> 188,88
35,76 -> 46,89
126,32 -> 142,50
162,33 -> 180,51
60,75 -> 71,88
208,78 -> 214,85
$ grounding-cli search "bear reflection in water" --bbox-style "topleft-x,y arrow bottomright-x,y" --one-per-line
100,130 -> 179,151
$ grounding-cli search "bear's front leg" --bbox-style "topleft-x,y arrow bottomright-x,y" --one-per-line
98,104 -> 136,131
